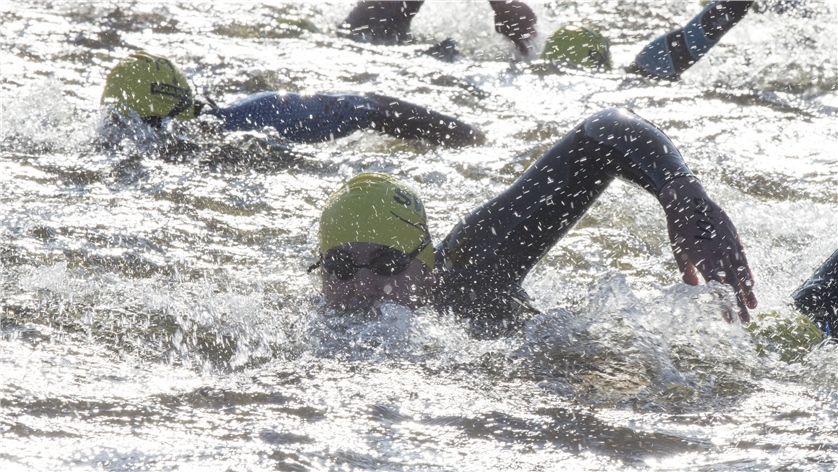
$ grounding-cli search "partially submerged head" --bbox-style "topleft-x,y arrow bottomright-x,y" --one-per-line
541,23 -> 612,70
101,51 -> 197,123
313,173 -> 435,309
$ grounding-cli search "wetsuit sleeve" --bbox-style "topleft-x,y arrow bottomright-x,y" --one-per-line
793,249 -> 838,336
206,92 -> 484,147
365,93 -> 486,147
434,108 -> 694,320
631,1 -> 752,80
206,92 -> 378,143
489,1 -> 538,56
338,1 -> 424,44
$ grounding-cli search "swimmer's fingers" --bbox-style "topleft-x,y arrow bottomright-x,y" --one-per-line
722,257 -> 753,323
660,177 -> 758,322
673,248 -> 700,286
697,252 -> 755,323
674,243 -> 748,322
732,239 -> 758,310
675,250 -> 753,322
715,227 -> 758,320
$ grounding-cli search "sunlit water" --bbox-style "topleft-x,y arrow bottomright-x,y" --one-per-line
1,1 -> 837,470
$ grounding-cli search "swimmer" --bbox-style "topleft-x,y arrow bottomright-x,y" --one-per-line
100,51 -> 485,148
339,1 -> 752,80
541,1 -> 752,79
338,1 -> 538,57
310,108 -> 758,333
793,249 -> 838,337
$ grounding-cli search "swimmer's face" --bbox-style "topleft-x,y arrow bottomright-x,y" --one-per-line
320,242 -> 434,310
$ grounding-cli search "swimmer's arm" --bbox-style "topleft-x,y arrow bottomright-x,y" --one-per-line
364,94 -> 486,147
205,92 -> 484,147
657,176 -> 757,322
439,108 -> 756,321
489,1 -> 538,57
631,1 -> 752,80
204,92 -> 363,142
338,1 -> 423,44
583,108 -> 757,321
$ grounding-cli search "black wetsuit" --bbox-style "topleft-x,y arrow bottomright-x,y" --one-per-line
204,92 -> 482,147
793,249 -> 838,337
431,108 -> 692,323
338,1 -> 537,55
633,1 -> 753,80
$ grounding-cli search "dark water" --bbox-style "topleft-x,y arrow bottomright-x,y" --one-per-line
1,1 -> 837,470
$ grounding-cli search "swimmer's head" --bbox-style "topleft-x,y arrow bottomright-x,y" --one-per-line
315,173 -> 434,309
101,51 -> 196,122
318,173 -> 433,270
540,23 -> 612,70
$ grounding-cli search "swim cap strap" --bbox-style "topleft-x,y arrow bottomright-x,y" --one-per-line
151,82 -> 194,119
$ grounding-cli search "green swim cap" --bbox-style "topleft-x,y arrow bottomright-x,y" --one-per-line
101,51 -> 195,121
540,23 -> 612,70
746,311 -> 824,362
319,173 -> 433,270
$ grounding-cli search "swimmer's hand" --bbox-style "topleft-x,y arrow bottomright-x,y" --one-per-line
490,1 -> 538,57
367,93 -> 487,147
659,176 -> 758,322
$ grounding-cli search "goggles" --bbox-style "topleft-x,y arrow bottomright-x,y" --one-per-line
308,235 -> 432,281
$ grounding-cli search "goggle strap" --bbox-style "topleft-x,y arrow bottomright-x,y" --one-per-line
307,259 -> 322,274
202,94 -> 221,112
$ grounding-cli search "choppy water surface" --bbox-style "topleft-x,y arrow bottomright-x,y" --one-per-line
2,1 -> 837,470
